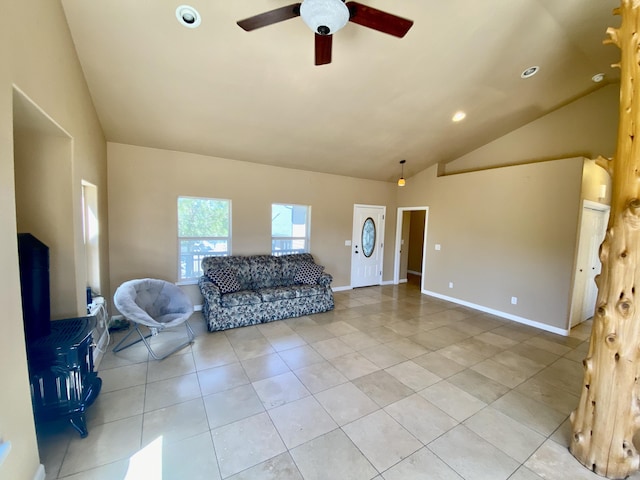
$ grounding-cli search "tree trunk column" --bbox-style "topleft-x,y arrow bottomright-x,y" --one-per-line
570,213 -> 640,477
570,2 -> 640,478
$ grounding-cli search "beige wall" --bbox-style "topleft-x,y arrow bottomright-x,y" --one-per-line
1,1 -> 107,478
107,143 -> 398,303
394,84 -> 618,332
399,158 -> 584,331
444,84 -> 619,174
581,158 -> 612,205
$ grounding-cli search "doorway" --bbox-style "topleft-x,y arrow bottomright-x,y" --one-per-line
394,207 -> 429,290
570,200 -> 609,327
351,205 -> 385,288
13,86 -> 77,318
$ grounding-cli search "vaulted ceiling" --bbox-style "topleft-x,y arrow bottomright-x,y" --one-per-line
61,0 -> 620,182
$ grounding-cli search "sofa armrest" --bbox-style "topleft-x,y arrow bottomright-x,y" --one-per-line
198,276 -> 221,304
318,272 -> 333,287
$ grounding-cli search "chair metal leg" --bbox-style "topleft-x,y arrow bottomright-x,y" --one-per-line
112,320 -> 195,360
112,325 -> 152,354
136,320 -> 196,361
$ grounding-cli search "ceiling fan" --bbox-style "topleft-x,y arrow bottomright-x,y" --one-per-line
237,0 -> 414,66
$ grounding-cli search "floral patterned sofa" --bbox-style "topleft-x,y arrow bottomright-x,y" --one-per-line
198,253 -> 334,332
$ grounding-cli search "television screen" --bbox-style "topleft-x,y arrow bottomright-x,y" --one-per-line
17,233 -> 51,342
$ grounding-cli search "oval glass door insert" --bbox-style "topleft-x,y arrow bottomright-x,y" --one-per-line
362,217 -> 376,258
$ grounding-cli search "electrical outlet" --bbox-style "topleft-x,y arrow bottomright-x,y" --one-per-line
449,282 -> 454,289
511,297 -> 518,305
435,244 -> 441,251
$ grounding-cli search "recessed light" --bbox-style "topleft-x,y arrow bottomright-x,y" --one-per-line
592,73 -> 605,83
176,5 -> 201,28
521,66 -> 539,79
452,111 -> 466,122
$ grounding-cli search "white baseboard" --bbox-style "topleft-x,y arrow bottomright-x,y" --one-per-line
422,290 -> 570,336
33,464 -> 46,480
332,285 -> 352,292
194,304 -> 203,312
407,270 -> 422,276
332,281 -> 395,291
399,279 -> 408,284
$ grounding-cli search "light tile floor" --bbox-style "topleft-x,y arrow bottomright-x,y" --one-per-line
36,283 -> 640,479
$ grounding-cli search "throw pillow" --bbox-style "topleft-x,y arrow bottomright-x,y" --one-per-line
294,261 -> 324,285
206,268 -> 241,294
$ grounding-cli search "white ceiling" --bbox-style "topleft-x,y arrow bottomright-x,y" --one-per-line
60,0 -> 620,182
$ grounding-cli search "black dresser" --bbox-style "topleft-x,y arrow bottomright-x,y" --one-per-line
27,316 -> 102,437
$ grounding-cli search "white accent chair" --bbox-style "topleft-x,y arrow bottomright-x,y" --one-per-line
113,278 -> 195,360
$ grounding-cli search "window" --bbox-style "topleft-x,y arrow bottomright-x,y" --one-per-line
178,197 -> 230,280
272,204 -> 310,255
82,180 -> 101,294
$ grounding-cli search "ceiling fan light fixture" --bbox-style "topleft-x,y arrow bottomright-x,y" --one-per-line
397,160 -> 406,187
176,5 -> 201,29
300,0 -> 350,35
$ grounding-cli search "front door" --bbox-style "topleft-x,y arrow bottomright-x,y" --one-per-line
351,205 -> 385,288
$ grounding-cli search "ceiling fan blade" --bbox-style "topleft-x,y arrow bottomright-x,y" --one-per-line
345,2 -> 413,38
315,34 -> 332,65
237,3 -> 301,31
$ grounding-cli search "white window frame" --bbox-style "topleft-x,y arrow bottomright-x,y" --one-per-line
81,180 -> 101,294
178,196 -> 231,282
271,203 -> 311,256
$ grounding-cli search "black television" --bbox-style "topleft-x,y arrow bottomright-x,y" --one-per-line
17,233 -> 51,343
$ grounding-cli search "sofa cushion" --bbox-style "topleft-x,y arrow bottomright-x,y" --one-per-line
292,284 -> 327,297
221,290 -> 262,307
294,261 -> 324,285
202,256 -> 253,290
280,253 -> 315,286
250,255 -> 284,289
259,286 -> 297,302
206,268 -> 241,294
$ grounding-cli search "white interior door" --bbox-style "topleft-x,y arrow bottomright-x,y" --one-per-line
351,205 -> 385,288
582,208 -> 608,320
571,204 -> 609,326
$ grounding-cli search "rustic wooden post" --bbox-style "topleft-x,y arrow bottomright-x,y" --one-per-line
570,2 -> 640,478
